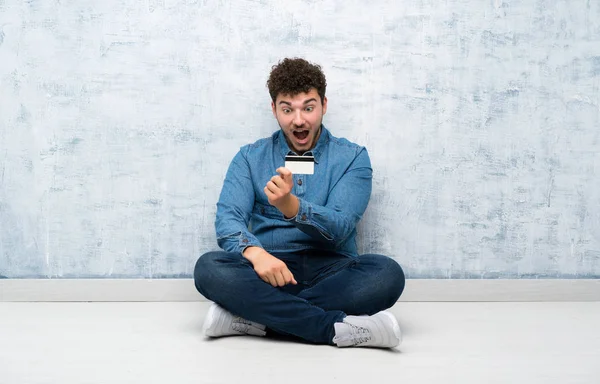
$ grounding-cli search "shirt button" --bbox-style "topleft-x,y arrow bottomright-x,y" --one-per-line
297,179 -> 303,186
301,214 -> 307,221
261,207 -> 265,214
242,239 -> 249,243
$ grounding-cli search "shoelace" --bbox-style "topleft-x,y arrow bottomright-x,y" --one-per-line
345,323 -> 372,345
231,317 -> 254,333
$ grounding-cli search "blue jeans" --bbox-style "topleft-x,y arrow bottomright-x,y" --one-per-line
194,250 -> 405,345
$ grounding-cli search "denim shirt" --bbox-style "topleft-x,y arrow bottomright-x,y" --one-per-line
215,125 -> 372,258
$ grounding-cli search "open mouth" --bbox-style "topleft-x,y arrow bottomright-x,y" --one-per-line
293,130 -> 309,141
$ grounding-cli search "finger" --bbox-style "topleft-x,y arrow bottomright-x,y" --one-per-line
270,175 -> 285,188
283,269 -> 297,285
264,186 -> 274,198
282,269 -> 291,284
266,274 -> 278,287
276,167 -> 292,178
274,271 -> 286,287
266,181 -> 279,193
259,274 -> 270,284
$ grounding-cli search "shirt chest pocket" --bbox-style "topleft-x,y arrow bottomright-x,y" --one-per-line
253,202 -> 284,220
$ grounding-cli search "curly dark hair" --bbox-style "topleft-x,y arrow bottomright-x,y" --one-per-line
267,58 -> 327,104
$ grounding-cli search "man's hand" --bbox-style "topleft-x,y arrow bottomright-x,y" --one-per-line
264,167 -> 299,218
243,246 -> 298,287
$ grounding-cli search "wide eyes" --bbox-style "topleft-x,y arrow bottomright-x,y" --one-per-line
282,106 -> 315,114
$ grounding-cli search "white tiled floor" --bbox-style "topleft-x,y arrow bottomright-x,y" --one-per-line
1,302 -> 599,384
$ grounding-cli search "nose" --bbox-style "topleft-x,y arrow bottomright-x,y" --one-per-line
293,110 -> 305,127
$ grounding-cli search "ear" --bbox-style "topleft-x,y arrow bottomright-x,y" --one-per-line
322,96 -> 328,115
271,101 -> 277,117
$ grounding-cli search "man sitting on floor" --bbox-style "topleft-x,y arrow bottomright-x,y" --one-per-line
194,57 -> 405,348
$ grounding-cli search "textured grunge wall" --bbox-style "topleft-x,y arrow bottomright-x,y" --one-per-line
0,0 -> 598,278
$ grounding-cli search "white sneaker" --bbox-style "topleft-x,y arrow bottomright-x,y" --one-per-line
332,311 -> 402,348
203,303 -> 267,338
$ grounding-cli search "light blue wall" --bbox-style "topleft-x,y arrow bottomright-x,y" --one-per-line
0,1 -> 598,279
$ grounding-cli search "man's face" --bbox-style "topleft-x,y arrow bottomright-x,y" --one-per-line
271,88 -> 327,155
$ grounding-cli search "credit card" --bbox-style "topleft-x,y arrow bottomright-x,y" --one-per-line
284,155 -> 314,175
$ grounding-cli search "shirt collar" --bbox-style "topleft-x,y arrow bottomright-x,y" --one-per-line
277,124 -> 329,163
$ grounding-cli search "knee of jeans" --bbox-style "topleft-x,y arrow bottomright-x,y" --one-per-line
193,251 -> 222,296
379,257 -> 406,303
390,260 -> 406,300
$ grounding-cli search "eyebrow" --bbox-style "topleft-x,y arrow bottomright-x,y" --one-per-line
278,98 -> 318,106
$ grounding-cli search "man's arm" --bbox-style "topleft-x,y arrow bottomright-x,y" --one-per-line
216,149 -> 298,287
215,150 -> 262,254
266,147 -> 372,246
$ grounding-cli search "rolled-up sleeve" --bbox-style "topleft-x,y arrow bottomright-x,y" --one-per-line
284,147 -> 372,246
